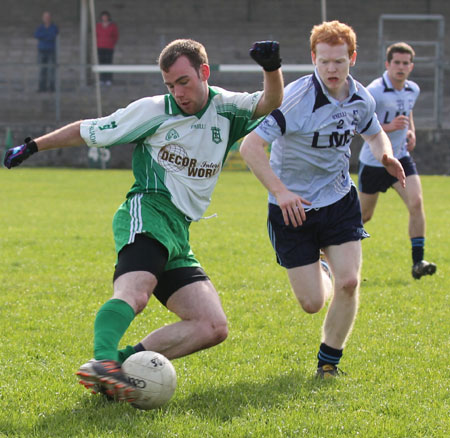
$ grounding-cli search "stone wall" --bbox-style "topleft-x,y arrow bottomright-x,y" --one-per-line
1,0 -> 449,174
1,125 -> 448,175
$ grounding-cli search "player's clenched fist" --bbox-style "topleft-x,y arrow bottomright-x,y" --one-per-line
3,137 -> 38,169
249,41 -> 281,72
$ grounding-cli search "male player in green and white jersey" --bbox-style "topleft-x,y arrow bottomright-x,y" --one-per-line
4,39 -> 283,402
240,21 -> 406,379
358,42 -> 436,280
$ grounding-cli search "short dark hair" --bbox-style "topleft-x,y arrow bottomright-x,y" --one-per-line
386,42 -> 415,63
100,11 -> 111,20
158,39 -> 208,73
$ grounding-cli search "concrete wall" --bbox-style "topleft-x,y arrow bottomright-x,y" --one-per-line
1,0 -> 449,173
1,125 -> 449,175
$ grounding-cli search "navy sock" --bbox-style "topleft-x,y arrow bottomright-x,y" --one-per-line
411,237 -> 425,264
117,343 -> 146,363
317,342 -> 343,367
117,345 -> 135,364
133,342 -> 146,353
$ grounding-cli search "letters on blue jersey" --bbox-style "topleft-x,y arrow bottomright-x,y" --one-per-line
380,75 -> 415,124
359,71 -> 420,166
255,70 -> 381,209
311,113 -> 360,148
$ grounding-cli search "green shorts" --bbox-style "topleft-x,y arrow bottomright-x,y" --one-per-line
112,192 -> 201,271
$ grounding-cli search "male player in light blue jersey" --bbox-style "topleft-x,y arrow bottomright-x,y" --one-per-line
358,42 -> 436,280
240,21 -> 405,378
4,39 -> 283,402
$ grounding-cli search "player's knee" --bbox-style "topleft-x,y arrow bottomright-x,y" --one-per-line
299,296 -> 325,314
335,275 -> 359,298
112,289 -> 150,314
408,194 -> 423,214
133,293 -> 151,314
113,271 -> 156,314
212,321 -> 229,345
199,317 -> 228,347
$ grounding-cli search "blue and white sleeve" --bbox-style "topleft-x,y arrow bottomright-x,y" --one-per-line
254,109 -> 284,143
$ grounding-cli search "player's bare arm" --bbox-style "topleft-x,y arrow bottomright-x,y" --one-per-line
382,114 -> 409,132
253,69 -> 284,118
249,41 -> 284,118
362,130 -> 406,187
406,110 -> 416,151
240,131 -> 311,227
3,121 -> 86,169
34,121 -> 86,150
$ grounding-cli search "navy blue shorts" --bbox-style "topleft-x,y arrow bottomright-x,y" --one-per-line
267,186 -> 369,269
358,155 -> 418,194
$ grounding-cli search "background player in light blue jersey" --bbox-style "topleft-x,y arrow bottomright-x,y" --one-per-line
4,39 -> 283,403
241,21 -> 405,378
358,42 -> 436,280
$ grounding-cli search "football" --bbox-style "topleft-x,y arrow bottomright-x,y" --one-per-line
122,351 -> 177,410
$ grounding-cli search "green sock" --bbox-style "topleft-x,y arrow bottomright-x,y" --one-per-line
117,345 -> 136,364
94,299 -> 135,361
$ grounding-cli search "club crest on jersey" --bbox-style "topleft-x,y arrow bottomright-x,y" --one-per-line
211,127 -> 222,144
396,99 -> 405,112
165,128 -> 180,141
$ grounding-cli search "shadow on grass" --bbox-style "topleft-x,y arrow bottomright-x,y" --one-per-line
24,371 -> 340,437
172,370 -> 340,421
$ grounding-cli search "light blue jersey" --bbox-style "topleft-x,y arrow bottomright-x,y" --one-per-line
255,70 -> 381,209
359,71 -> 420,167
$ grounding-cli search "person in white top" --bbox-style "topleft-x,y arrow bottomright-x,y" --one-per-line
358,42 -> 436,280
4,39 -> 284,402
240,21 -> 405,379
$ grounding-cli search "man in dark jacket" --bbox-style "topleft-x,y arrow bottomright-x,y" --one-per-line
34,11 -> 59,92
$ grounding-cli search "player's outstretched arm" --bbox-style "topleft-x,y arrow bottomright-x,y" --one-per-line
240,131 -> 310,227
3,137 -> 38,169
382,114 -> 409,133
362,129 -> 406,188
3,121 -> 86,169
250,41 -> 284,118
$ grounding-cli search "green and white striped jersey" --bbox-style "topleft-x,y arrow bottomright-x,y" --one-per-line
80,86 -> 262,220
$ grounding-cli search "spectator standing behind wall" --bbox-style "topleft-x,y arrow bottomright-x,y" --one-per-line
34,11 -> 59,92
96,11 -> 119,86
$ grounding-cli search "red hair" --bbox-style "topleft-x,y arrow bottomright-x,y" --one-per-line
310,20 -> 357,57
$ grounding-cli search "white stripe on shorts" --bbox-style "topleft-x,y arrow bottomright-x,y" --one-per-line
267,219 -> 276,250
128,194 -> 143,244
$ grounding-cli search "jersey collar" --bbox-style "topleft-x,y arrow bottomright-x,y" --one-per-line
382,71 -> 414,92
312,69 -> 363,112
164,87 -> 218,118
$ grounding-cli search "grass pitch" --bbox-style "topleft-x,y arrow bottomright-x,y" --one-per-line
0,168 -> 448,438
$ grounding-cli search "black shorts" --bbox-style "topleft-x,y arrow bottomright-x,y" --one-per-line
113,234 -> 209,306
267,185 -> 369,269
358,155 -> 418,194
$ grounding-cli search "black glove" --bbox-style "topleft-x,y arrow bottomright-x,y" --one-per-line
249,41 -> 281,72
3,137 -> 38,169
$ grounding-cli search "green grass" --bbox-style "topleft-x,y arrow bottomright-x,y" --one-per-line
0,168 -> 448,438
